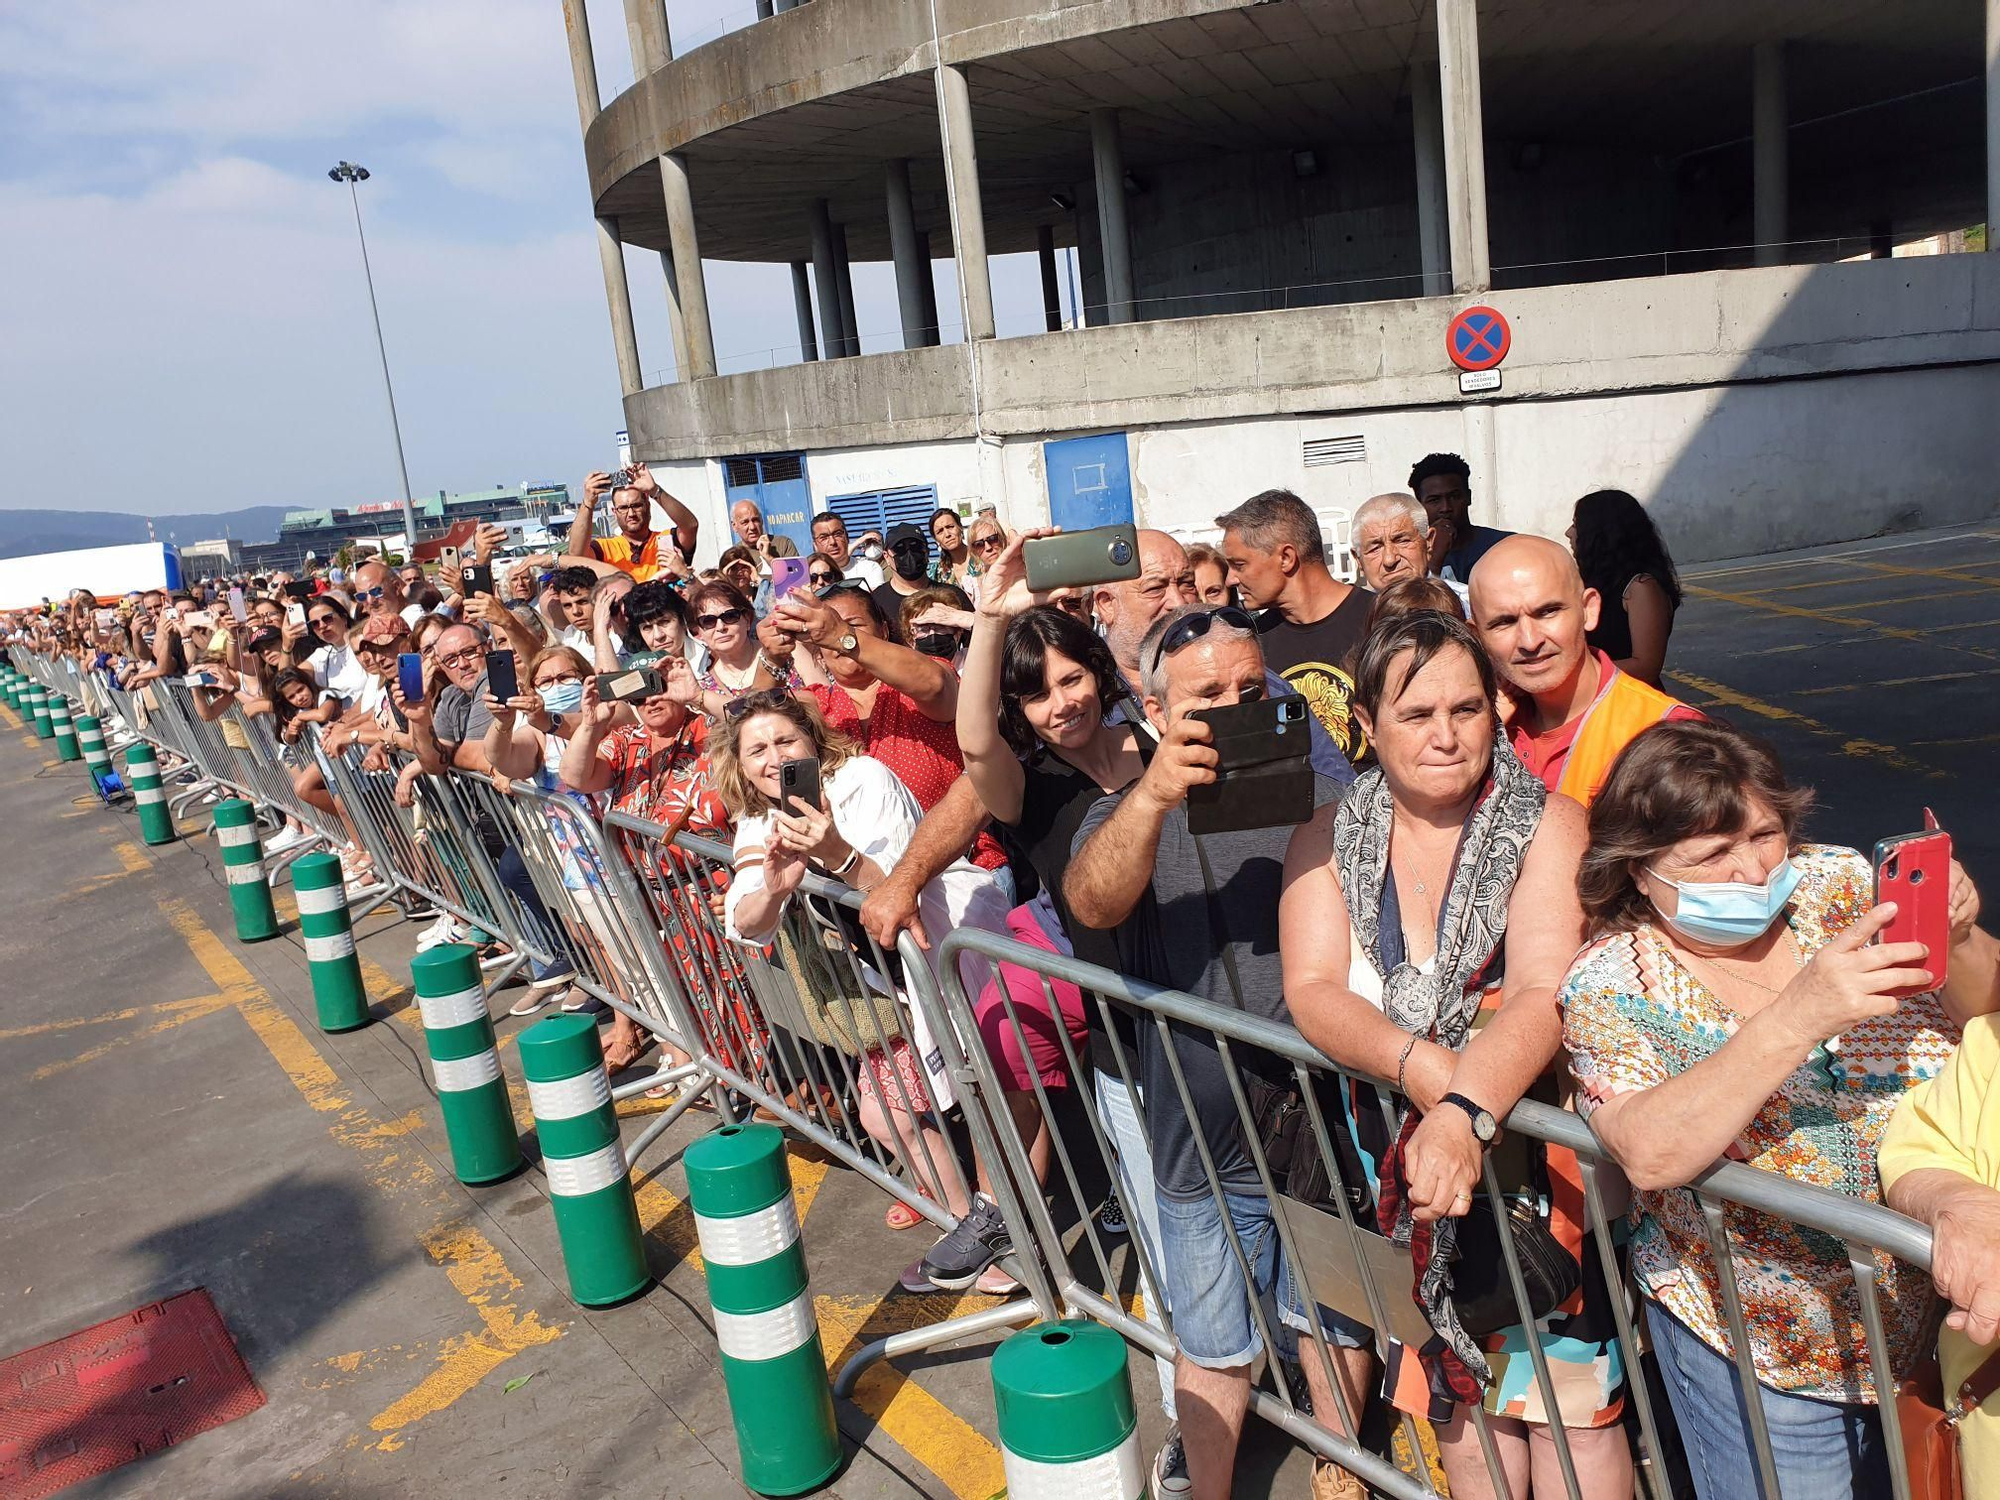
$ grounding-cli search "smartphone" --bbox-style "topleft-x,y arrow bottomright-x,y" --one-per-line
1186,695 -> 1315,837
95,610 -> 116,630
779,756 -> 823,815
438,545 -> 460,570
770,556 -> 809,601
397,652 -> 425,704
184,610 -> 213,630
596,667 -> 664,704
1024,524 -> 1141,593
283,581 -> 316,601
462,562 -> 494,597
183,670 -> 221,689
1874,815 -> 1952,998
227,587 -> 247,623
485,649 -> 518,703
286,603 -> 307,627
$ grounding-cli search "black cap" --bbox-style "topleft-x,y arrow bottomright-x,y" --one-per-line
885,523 -> 927,552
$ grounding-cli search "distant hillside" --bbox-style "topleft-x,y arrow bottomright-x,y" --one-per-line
0,507 -> 293,559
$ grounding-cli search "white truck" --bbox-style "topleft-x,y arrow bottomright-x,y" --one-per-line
0,542 -> 184,610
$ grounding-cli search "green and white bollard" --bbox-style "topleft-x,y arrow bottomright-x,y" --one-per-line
411,944 -> 522,1185
992,1319 -> 1143,1499
28,685 -> 52,740
520,1014 -> 650,1307
686,1122 -> 841,1496
75,715 -> 113,791
294,852 -> 368,1032
213,799 -> 278,942
126,743 -> 176,846
0,668 -> 18,711
49,695 -> 80,762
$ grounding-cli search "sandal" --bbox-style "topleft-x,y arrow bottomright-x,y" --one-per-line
885,1200 -> 924,1232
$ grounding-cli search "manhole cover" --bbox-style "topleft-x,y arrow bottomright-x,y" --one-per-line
0,1287 -> 265,1497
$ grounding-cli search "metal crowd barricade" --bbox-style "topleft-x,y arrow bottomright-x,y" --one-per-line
927,924 -> 1938,1500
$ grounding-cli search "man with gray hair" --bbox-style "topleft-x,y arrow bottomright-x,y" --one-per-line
1351,492 -> 1470,608
1216,488 -> 1371,765
1067,601 -> 1370,1500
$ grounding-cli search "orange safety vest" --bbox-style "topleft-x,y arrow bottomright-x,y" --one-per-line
1555,667 -> 1686,807
596,531 -> 663,582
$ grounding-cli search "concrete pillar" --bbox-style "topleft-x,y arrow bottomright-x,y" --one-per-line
562,0 -> 644,395
886,159 -> 937,348
807,199 -> 845,357
831,223 -> 859,357
790,262 -> 819,361
1986,0 -> 1998,249
623,0 -> 671,73
1090,108 -> 1136,324
1037,224 -> 1063,331
1435,0 -> 1491,292
658,153 -> 715,378
1410,61 -> 1451,297
934,63 -> 995,341
1753,40 -> 1789,267
915,229 -> 942,343
658,249 -> 688,378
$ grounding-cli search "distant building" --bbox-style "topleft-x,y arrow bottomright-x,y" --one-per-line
265,483 -> 573,573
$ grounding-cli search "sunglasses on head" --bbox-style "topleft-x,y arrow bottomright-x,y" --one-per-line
695,607 -> 750,630
1149,606 -> 1256,674
814,581 -> 870,602
722,687 -> 795,722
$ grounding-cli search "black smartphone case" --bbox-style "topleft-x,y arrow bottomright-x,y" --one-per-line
1185,695 -> 1315,836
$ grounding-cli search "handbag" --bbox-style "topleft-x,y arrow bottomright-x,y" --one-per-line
771,904 -> 905,1060
1897,1348 -> 2000,1500
1446,1166 -> 1583,1336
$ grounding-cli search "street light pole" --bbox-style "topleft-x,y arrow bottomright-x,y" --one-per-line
328,161 -> 419,557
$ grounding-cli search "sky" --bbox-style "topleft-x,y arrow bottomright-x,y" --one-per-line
0,0 -> 1052,521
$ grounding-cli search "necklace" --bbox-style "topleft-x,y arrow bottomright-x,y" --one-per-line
1674,927 -> 1799,1000
711,655 -> 758,691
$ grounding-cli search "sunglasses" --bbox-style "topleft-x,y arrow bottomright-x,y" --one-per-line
723,687 -> 795,721
355,585 -> 388,602
808,571 -> 836,586
310,614 -> 343,628
1149,606 -> 1257,674
971,534 -> 1004,550
695,607 -> 750,630
815,581 -> 870,602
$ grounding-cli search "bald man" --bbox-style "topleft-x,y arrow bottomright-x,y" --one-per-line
730,499 -> 799,559
1468,534 -> 1698,805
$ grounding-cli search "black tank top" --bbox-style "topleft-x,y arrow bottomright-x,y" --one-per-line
1586,569 -> 1641,661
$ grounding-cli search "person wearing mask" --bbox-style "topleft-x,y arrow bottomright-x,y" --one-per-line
1561,718 -> 1997,1500
1351,492 -> 1469,608
1216,488 -> 1372,765
1065,602 -> 1369,1500
1469,535 -> 1698,807
930,507 -> 975,590
810,512 -> 885,590
1568,489 -> 1683,690
1410,452 -> 1513,584
1184,540 -> 1235,607
1282,610 -> 1623,1499
873,523 -> 972,635
570,463 -> 700,582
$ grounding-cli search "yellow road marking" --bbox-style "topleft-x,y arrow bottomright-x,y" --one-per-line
31,991 -> 237,1080
1793,668 -> 2000,698
1666,670 -> 1945,779
0,990 -> 228,1043
69,840 -> 151,896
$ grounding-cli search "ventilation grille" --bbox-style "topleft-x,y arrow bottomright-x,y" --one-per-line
1303,435 -> 1367,467
723,458 -> 760,487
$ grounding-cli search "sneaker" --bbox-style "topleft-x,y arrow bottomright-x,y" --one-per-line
1310,1462 -> 1366,1500
507,974 -> 571,1017
974,1262 -> 1020,1296
559,988 -> 604,1015
898,1258 -> 935,1294
1152,1422 -> 1190,1498
415,916 -> 466,953
920,1194 -> 1011,1291
1099,1191 -> 1129,1235
263,826 -> 308,855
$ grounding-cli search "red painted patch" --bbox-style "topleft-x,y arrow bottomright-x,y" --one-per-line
0,1288 -> 265,1497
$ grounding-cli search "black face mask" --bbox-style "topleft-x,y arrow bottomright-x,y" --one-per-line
912,630 -> 961,659
891,547 -> 928,582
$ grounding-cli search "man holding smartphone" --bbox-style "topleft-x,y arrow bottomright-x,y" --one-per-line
569,463 -> 700,582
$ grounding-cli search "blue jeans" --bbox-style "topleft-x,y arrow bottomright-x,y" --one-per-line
1649,1299 -> 1889,1500
1097,1068 -> 1176,1420
497,845 -> 572,984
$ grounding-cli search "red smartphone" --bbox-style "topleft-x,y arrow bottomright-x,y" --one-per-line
1873,810 -> 1952,997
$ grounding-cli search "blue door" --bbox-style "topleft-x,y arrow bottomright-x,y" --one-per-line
722,453 -> 814,556
1043,432 -> 1134,531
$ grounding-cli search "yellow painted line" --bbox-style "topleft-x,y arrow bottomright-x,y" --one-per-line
69,840 -> 151,897
631,1144 -> 827,1277
1683,584 -> 1894,634
0,991 -> 237,1043
1793,668 -> 2000,698
31,991 -> 238,1080
1667,670 -> 1945,779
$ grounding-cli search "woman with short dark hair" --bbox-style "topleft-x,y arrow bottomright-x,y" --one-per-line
1569,489 -> 1682,688
1561,716 -> 1996,1500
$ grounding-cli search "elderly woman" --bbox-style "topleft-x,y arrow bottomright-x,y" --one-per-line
1282,609 -> 1628,1498
1352,492 -> 1470,609
1561,717 -> 1997,1499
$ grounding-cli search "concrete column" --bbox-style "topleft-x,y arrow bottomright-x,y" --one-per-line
658,153 -> 715,378
807,199 -> 845,357
623,0 -> 671,73
915,229 -> 942,343
658,249 -> 688,377
934,63 -> 995,341
1037,224 -> 1062,331
831,223 -> 860,357
1090,108 -> 1136,324
790,262 -> 819,361
562,0 -> 644,395
1753,40 -> 1789,266
1410,61 -> 1451,297
1435,0 -> 1491,292
886,159 -> 937,348
1986,0 -> 1998,249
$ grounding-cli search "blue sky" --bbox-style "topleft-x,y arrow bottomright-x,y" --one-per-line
0,0 -> 1049,520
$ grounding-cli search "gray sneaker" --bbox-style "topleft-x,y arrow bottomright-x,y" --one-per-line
1151,1421 -> 1190,1497
919,1194 -> 1011,1290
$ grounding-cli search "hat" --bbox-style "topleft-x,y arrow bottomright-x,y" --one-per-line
624,649 -> 668,670
247,627 -> 282,652
357,614 -> 406,644
327,567 -> 347,585
885,523 -> 928,552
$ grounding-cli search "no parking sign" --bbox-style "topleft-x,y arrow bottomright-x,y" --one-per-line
1446,305 -> 1510,372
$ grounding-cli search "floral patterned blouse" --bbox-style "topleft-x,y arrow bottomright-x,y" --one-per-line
1559,844 -> 1955,1401
597,719 -> 730,838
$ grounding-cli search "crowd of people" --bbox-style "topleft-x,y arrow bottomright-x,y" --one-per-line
9,452 -> 2000,1500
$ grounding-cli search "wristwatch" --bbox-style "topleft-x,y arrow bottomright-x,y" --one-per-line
1439,1092 -> 1497,1144
832,631 -> 859,655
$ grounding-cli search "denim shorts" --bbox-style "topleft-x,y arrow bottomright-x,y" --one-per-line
1155,1185 -> 1370,1370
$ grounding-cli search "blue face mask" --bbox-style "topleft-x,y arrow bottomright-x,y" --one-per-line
1649,856 -> 1803,948
539,679 -> 584,715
